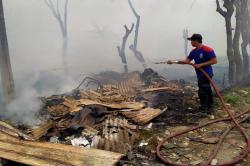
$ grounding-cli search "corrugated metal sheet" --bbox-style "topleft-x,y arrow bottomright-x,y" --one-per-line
103,72 -> 143,95
91,117 -> 137,154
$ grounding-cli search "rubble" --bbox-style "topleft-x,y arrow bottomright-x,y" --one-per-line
0,121 -> 123,166
91,117 -> 138,154
0,121 -> 33,141
1,68 -> 249,165
122,107 -> 167,125
211,159 -> 218,165
0,68 -> 200,165
31,120 -> 53,140
71,137 -> 90,148
140,68 -> 167,85
141,86 -> 179,93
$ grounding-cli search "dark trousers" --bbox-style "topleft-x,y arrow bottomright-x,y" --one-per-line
198,76 -> 213,108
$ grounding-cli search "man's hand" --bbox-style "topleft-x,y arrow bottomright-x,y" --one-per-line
194,63 -> 203,69
193,58 -> 217,69
178,59 -> 191,64
166,59 -> 191,65
166,60 -> 173,64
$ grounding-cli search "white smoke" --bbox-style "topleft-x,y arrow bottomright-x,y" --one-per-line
6,88 -> 42,126
2,72 -> 78,126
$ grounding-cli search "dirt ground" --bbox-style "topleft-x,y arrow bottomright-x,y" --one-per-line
119,87 -> 250,166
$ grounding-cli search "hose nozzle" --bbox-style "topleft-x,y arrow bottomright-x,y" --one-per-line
155,62 -> 167,64
155,60 -> 180,65
168,60 -> 179,64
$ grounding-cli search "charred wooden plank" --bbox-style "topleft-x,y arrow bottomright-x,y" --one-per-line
78,99 -> 144,111
141,86 -> 179,93
0,131 -> 123,166
0,121 -> 33,140
122,108 -> 167,125
32,121 -> 54,140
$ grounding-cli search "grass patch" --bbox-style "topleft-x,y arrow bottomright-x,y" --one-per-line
224,94 -> 241,105
222,87 -> 250,106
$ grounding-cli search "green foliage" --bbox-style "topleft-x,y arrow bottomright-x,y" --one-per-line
224,95 -> 240,105
223,87 -> 250,106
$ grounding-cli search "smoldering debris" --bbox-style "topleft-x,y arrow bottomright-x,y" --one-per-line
0,72 -> 80,126
141,68 -> 168,85
4,88 -> 43,126
0,68 -> 218,166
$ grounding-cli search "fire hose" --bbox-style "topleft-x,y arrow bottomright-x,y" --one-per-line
155,61 -> 250,166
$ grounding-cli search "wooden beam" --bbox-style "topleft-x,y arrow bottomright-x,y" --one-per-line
0,131 -> 123,166
122,108 -> 167,125
0,121 -> 123,165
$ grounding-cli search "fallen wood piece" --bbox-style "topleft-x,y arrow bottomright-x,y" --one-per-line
81,125 -> 98,136
82,90 -> 129,103
141,87 -> 179,93
78,99 -> 144,111
0,131 -> 123,166
55,108 -> 96,130
103,72 -> 142,95
63,98 -> 83,113
31,121 -> 54,140
115,108 -> 135,112
122,107 -> 167,125
0,121 -> 33,141
47,104 -> 71,117
49,98 -> 144,115
69,108 -> 96,127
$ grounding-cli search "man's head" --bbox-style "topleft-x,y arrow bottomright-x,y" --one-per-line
187,34 -> 203,47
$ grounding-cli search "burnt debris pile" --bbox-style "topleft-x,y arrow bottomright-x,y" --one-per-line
0,68 -> 213,166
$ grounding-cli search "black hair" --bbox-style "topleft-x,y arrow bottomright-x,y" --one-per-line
192,39 -> 202,44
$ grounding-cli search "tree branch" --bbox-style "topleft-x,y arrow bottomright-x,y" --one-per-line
129,24 -> 134,33
64,0 -> 69,35
124,25 -> 129,32
124,24 -> 134,35
216,0 -> 227,17
44,0 -> 68,37
56,0 -> 61,18
128,0 -> 139,18
117,46 -> 121,56
44,0 -> 51,8
44,0 -> 60,20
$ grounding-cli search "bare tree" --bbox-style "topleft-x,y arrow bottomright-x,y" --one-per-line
44,0 -> 69,73
189,0 -> 197,10
216,0 -> 236,84
233,0 -> 244,82
183,28 -> 189,57
0,0 -> 15,104
128,0 -> 147,68
129,45 -> 146,68
240,0 -> 250,78
117,24 -> 134,73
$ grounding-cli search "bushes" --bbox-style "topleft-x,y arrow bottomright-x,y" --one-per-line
223,88 -> 250,106
224,95 -> 240,105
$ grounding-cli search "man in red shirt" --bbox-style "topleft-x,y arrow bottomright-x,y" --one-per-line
168,34 -> 217,113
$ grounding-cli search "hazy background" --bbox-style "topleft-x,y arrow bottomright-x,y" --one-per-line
4,0 -> 226,77
0,0 -> 231,124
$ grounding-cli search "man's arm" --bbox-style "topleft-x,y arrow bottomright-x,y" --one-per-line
178,58 -> 192,64
167,58 -> 191,64
194,57 -> 217,68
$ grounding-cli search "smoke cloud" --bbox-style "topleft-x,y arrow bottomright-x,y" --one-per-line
0,0 -> 230,124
